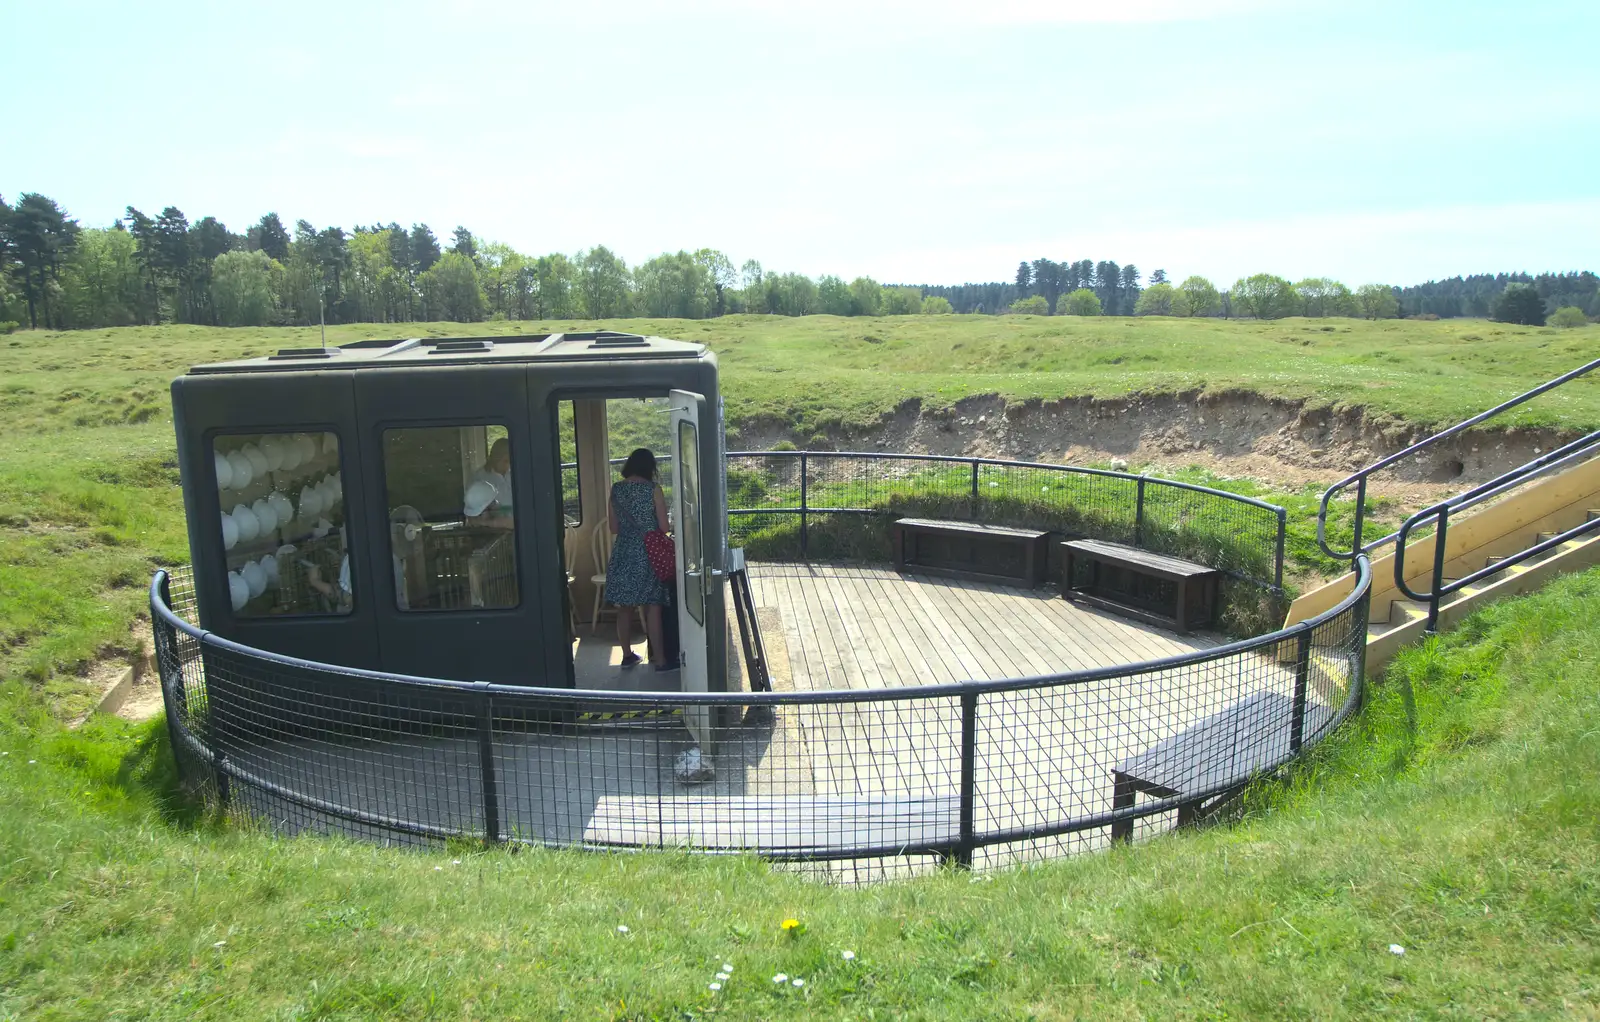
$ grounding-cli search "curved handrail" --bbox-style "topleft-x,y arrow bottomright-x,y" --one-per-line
1393,430 -> 1600,597
150,554 -> 1370,864
150,557 -> 1370,861
729,450 -> 1290,513
1317,355 -> 1600,561
151,554 -> 1368,708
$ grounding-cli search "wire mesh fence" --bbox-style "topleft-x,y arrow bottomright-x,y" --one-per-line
152,550 -> 1368,881
725,452 -> 1286,631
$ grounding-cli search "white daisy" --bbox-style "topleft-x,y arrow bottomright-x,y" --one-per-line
772,973 -> 788,983
617,925 -> 630,934
792,978 -> 805,987
708,982 -> 721,991
1389,944 -> 1405,956
841,950 -> 856,960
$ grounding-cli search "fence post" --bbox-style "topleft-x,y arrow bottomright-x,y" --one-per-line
956,691 -> 978,869
1274,508 -> 1288,593
1290,626 -> 1311,753
1134,476 -> 1147,547
799,453 -> 809,560
1427,507 -> 1449,634
969,460 -> 981,519
213,751 -> 232,809
475,682 -> 502,844
1351,475 -> 1368,558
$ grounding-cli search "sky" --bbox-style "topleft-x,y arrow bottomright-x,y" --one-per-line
3,0 -> 1597,287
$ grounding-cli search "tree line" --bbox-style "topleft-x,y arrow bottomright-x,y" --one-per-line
0,191 -> 1594,331
0,193 -> 940,330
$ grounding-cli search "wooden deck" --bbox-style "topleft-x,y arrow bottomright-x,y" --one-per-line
745,561 -> 1222,690
215,562 -> 1327,881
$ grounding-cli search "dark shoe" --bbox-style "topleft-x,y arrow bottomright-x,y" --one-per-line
620,651 -> 642,668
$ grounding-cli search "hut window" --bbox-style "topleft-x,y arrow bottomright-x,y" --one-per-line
212,431 -> 351,617
559,400 -> 580,525
382,424 -> 520,612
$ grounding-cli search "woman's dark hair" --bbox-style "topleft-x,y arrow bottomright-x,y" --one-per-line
620,448 -> 657,481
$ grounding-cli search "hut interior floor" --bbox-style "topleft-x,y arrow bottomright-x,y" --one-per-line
570,627 -> 681,692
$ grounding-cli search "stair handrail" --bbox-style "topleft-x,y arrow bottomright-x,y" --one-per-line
1316,355 -> 1600,561
1391,430 -> 1600,632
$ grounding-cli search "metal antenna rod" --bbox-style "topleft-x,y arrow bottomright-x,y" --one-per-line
320,296 -> 326,350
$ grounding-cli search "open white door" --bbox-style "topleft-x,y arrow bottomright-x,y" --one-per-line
669,391 -> 711,744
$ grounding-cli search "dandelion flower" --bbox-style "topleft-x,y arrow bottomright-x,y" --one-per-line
781,918 -> 800,931
1389,944 -> 1405,956
841,950 -> 856,960
773,973 -> 788,983
617,925 -> 631,934
708,982 -> 721,992
792,978 -> 805,987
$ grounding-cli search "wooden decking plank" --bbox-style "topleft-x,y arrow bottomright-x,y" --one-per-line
852,565 -> 957,687
878,568 -> 981,682
950,578 -> 1059,679
904,571 -> 1004,680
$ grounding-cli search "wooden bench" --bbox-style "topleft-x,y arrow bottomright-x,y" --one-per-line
892,518 -> 1050,587
584,794 -> 960,853
1061,538 -> 1221,633
1110,691 -> 1333,842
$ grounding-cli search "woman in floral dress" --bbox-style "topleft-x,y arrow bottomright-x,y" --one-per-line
607,448 -> 672,669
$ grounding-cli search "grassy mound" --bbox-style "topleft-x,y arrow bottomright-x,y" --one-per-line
4,570 -> 1598,1019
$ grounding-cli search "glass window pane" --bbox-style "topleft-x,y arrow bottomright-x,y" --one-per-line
212,431 -> 349,617
382,424 -> 519,612
558,400 -> 581,526
678,418 -> 703,625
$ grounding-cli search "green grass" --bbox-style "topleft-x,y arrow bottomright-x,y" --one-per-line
2,316 -> 1595,708
4,569 -> 1599,1019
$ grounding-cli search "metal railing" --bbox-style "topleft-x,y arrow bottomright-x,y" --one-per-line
1316,355 -> 1600,562
1393,429 -> 1600,630
151,553 -> 1368,879
724,451 -> 1288,596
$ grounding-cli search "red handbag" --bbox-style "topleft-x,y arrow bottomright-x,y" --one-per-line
617,485 -> 675,582
644,529 -> 675,581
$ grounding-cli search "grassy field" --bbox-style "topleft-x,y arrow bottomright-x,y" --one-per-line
3,317 -> 1598,1018
2,315 -> 1595,713
3,568 -> 1598,1019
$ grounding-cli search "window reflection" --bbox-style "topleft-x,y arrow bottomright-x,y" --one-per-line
212,431 -> 349,617
382,425 -> 520,611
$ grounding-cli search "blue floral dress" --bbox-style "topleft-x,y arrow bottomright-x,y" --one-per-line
607,480 -> 668,606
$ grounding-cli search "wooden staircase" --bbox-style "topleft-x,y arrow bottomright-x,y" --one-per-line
1288,458 -> 1600,676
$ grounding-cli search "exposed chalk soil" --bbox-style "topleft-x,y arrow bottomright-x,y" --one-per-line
738,390 -> 1575,502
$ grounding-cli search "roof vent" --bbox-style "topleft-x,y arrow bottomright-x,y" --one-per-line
269,347 -> 339,361
430,339 -> 494,354
588,333 -> 649,349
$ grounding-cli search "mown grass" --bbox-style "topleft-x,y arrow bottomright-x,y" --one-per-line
1,316 -> 1592,709
3,569 -> 1599,1019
